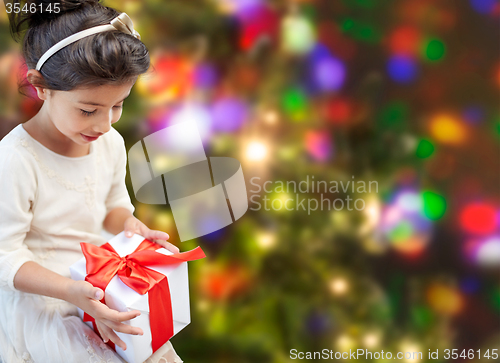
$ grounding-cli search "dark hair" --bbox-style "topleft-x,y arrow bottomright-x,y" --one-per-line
7,0 -> 150,93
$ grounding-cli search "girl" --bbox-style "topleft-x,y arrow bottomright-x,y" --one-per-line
0,1 -> 183,362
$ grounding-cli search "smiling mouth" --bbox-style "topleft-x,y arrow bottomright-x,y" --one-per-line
81,133 -> 101,142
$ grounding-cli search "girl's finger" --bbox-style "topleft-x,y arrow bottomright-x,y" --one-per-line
99,317 -> 143,336
95,321 -> 110,343
98,323 -> 128,350
96,305 -> 141,323
150,239 -> 179,253
124,218 -> 139,238
146,230 -> 170,241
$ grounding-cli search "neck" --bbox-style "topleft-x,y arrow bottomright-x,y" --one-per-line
24,103 -> 90,157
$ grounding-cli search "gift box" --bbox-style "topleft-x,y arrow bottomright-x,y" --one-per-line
69,232 -> 205,363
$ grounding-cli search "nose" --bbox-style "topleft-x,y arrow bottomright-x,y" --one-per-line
93,109 -> 114,134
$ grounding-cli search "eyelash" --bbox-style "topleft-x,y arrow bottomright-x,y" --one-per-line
80,105 -> 123,117
80,109 -> 96,116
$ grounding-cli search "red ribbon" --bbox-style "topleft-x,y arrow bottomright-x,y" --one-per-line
80,239 -> 205,352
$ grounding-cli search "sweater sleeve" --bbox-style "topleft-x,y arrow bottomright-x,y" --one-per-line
104,128 -> 135,216
0,147 -> 37,292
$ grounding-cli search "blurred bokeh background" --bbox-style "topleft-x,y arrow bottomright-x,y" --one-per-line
0,0 -> 499,362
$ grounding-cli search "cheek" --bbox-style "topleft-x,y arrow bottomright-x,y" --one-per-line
112,109 -> 123,123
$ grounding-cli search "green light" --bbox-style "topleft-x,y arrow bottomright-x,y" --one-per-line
490,288 -> 500,311
411,306 -> 433,329
282,88 -> 308,122
341,18 -> 380,43
379,102 -> 408,130
389,221 -> 413,243
425,39 -> 445,61
342,18 -> 355,32
354,23 -> 381,43
416,139 -> 435,158
422,191 -> 446,220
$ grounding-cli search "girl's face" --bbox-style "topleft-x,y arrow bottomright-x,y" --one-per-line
41,80 -> 135,145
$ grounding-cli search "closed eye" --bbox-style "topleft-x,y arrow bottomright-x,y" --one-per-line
80,109 -> 96,116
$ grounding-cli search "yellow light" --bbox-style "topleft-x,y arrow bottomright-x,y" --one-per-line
153,212 -> 173,231
363,332 -> 380,348
399,342 -> 423,363
263,110 -> 279,125
197,299 -> 209,312
426,283 -> 464,316
336,335 -> 355,351
329,278 -> 349,295
360,195 -> 381,236
152,155 -> 171,173
429,114 -> 466,144
245,141 -> 268,161
257,231 -> 276,249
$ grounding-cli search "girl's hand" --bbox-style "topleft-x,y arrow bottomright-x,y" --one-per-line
67,280 -> 143,350
123,216 -> 180,254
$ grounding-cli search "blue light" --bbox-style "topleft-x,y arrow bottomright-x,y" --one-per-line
463,105 -> 485,124
470,0 -> 497,14
387,55 -> 418,84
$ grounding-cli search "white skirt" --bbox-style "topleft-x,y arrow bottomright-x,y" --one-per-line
0,291 -> 183,363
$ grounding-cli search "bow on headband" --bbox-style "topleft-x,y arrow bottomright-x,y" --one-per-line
111,12 -> 141,40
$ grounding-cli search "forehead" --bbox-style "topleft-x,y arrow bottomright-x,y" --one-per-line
61,81 -> 135,103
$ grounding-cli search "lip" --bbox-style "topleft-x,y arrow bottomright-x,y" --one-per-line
81,133 -> 101,142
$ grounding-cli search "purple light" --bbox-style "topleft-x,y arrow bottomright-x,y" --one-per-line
470,0 -> 497,14
308,43 -> 333,64
194,63 -> 218,89
462,105 -> 485,124
235,0 -> 266,20
211,97 -> 248,132
460,277 -> 480,294
308,44 -> 346,92
313,57 -> 346,91
387,55 -> 418,83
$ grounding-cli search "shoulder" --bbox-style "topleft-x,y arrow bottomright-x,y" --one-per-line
0,125 -> 37,175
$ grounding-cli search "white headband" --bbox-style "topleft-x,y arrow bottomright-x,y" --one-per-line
35,12 -> 141,71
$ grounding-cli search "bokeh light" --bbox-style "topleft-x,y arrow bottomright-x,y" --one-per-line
426,283 -> 464,316
422,191 -> 446,220
415,139 -> 435,158
389,25 -> 421,55
211,97 -> 248,132
282,88 -> 308,122
245,141 -> 268,161
424,39 -> 446,61
469,0 -> 498,14
281,13 -> 317,55
387,55 -> 419,83
429,114 -> 466,144
459,202 -> 497,235
305,130 -> 333,162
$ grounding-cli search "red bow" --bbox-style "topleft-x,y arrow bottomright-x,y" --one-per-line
80,239 -> 205,352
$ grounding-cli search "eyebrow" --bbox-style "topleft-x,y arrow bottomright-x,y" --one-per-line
77,96 -> 129,107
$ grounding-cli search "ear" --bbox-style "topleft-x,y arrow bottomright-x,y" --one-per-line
26,69 -> 51,101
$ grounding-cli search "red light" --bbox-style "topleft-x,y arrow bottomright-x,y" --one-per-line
459,202 -> 497,235
324,98 -> 351,124
388,26 -> 420,56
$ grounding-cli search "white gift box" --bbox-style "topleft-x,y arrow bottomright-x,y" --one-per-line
69,232 -> 191,363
